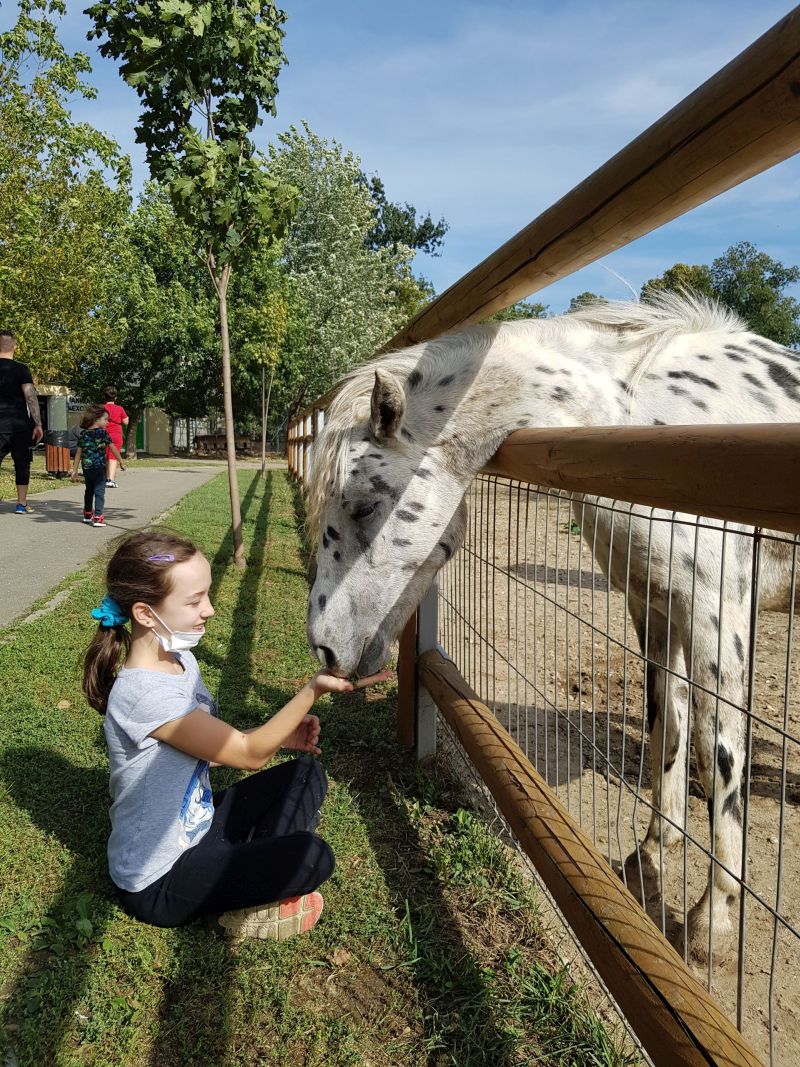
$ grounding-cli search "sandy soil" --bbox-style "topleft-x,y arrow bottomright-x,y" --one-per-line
438,478 -> 800,1066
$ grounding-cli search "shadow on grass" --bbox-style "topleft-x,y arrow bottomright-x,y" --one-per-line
0,743 -> 241,1067
290,478 -> 518,1062
322,694 -> 521,1066
143,471 -> 275,1067
208,471 -> 262,602
0,474 -> 275,1067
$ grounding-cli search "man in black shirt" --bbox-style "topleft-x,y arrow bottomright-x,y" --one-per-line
0,330 -> 43,514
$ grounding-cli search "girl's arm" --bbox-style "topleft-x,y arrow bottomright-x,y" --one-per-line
150,671 -> 391,771
70,449 -> 82,479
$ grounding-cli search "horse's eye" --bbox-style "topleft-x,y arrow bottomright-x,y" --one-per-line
352,502 -> 377,522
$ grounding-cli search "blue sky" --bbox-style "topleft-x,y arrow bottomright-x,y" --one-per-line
6,0 -> 799,313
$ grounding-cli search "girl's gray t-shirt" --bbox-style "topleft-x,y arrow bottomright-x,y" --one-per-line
104,651 -> 219,892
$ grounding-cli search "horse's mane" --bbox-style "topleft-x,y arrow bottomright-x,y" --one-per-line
306,291 -> 744,538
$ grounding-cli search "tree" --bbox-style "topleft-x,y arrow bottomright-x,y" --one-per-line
72,184 -> 218,456
0,0 -> 130,381
642,242 -> 800,345
228,242 -> 291,473
487,299 -> 549,322
567,292 -> 607,313
87,0 -> 298,567
268,125 -> 417,415
362,174 -> 448,256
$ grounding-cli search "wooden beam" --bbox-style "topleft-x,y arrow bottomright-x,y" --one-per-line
482,422 -> 800,535
382,8 -> 800,350
396,613 -> 417,747
418,649 -> 763,1067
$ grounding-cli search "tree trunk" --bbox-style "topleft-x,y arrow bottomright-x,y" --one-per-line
125,408 -> 141,459
216,265 -> 245,568
261,363 -> 275,477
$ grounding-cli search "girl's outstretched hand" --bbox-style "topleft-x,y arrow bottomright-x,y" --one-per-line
283,714 -> 322,755
310,669 -> 394,697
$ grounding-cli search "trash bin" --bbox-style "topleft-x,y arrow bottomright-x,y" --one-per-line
45,430 -> 71,476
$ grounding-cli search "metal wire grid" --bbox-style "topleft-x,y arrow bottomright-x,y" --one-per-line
436,474 -> 800,1067
435,711 -> 651,1065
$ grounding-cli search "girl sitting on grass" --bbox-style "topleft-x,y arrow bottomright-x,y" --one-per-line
83,529 -> 390,940
70,404 -> 125,528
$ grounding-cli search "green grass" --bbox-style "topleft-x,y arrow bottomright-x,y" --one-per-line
0,469 -> 639,1066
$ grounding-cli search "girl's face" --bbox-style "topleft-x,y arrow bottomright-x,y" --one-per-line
151,554 -> 215,635
94,412 -> 109,428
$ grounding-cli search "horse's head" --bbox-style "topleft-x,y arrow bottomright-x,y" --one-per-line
306,367 -> 469,677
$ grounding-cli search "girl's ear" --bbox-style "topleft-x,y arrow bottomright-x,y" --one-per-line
131,601 -> 155,628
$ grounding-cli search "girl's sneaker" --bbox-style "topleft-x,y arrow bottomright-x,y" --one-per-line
218,892 -> 324,941
82,510 -> 94,524
105,480 -> 118,488
92,514 -> 106,527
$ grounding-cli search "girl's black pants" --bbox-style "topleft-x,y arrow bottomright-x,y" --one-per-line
115,757 -> 334,928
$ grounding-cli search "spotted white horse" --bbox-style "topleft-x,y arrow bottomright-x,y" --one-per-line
306,292 -> 800,956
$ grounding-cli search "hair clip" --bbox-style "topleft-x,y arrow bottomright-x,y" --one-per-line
147,553 -> 175,562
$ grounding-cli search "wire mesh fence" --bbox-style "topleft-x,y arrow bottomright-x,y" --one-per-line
437,474 -> 800,1067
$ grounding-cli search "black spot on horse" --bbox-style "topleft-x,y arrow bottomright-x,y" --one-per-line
762,359 -> 800,403
370,474 -> 396,499
438,374 -> 455,387
326,526 -> 340,541
407,370 -> 423,390
416,467 -> 432,479
722,789 -> 742,825
401,427 -> 414,441
438,541 -> 453,559
725,345 -> 751,359
692,399 -> 708,411
434,405 -> 446,413
710,613 -> 719,630
333,550 -> 341,562
717,744 -> 733,786
696,353 -> 712,361
322,533 -> 329,550
409,501 -> 425,512
550,387 -> 569,403
742,373 -> 765,390
318,594 -> 327,610
733,633 -> 745,663
669,373 -> 721,394
368,452 -> 383,459
396,509 -> 419,523
537,364 -> 556,375
652,419 -> 666,426
393,538 -> 412,547
669,385 -> 690,398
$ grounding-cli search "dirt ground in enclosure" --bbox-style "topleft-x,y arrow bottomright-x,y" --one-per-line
439,482 -> 800,1065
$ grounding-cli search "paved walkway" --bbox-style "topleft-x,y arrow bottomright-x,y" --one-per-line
0,463 -> 228,628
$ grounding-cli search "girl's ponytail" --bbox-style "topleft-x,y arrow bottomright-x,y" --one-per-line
83,624 -> 131,713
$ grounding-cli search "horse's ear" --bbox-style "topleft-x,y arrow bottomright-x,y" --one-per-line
370,369 -> 406,442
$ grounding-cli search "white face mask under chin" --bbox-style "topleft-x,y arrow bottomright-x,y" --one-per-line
149,607 -> 205,652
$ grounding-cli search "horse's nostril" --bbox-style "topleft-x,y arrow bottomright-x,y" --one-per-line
316,645 -> 337,671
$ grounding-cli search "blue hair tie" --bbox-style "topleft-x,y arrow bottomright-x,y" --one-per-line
92,594 -> 129,628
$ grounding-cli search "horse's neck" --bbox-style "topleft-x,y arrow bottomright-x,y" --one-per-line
426,324 -> 623,478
